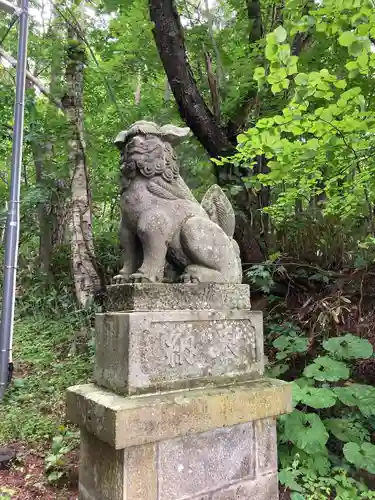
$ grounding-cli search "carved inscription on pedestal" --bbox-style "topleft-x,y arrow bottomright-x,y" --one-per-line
130,310 -> 263,390
161,320 -> 257,369
165,333 -> 197,368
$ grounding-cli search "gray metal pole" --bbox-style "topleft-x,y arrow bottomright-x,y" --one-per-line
0,0 -> 29,401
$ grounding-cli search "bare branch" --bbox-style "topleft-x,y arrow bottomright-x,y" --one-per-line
0,47 -> 62,109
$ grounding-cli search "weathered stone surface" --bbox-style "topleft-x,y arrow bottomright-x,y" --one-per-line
112,121 -> 242,284
79,430 -> 157,500
158,423 -> 255,499
94,309 -> 263,395
66,379 -> 292,450
208,473 -> 278,500
103,283 -> 251,312
256,418 -> 278,474
79,429 -> 124,500
126,442 -> 157,499
77,424 -> 279,500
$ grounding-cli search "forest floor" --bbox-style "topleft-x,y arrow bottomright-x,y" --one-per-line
2,269 -> 373,499
0,443 -> 77,499
0,316 -> 92,499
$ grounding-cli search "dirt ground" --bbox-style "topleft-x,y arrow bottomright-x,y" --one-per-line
0,443 -> 78,500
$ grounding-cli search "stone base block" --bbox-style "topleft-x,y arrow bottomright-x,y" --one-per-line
102,283 -> 251,312
78,420 -> 279,500
66,379 -> 291,449
68,379 -> 291,499
94,309 -> 263,395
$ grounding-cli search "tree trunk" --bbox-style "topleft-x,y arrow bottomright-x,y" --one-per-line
25,74 -> 54,276
64,15 -> 99,308
149,0 -> 269,264
149,0 -> 234,159
31,141 -> 53,274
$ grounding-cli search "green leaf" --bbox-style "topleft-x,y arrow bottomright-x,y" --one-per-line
292,383 -> 336,408
47,470 -> 64,483
295,73 -> 309,86
334,386 -> 358,407
237,134 -> 248,145
302,387 -> 337,409
324,418 -> 370,444
291,494 -> 305,500
284,410 -> 329,454
338,31 -> 357,47
334,384 -> 375,416
323,334 -> 373,360
303,356 -> 350,382
254,67 -> 266,82
274,26 -> 287,43
51,435 -> 64,454
273,335 -> 308,354
279,469 -> 303,492
344,442 -> 375,474
266,363 -> 289,377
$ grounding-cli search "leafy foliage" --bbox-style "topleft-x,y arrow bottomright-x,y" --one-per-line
323,334 -> 373,360
0,316 -> 92,444
303,356 -> 350,382
45,427 -> 79,483
270,315 -> 375,496
2,0 -> 375,497
344,442 -> 375,475
231,0 -> 375,250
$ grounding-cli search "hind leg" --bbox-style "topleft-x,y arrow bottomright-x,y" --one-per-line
181,265 -> 224,283
180,216 -> 241,284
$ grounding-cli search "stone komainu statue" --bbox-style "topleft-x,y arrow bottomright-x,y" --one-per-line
113,121 -> 242,284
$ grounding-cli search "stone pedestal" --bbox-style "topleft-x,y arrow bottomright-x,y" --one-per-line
67,284 -> 292,500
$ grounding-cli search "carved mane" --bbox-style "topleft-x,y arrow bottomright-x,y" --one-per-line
121,133 -> 196,202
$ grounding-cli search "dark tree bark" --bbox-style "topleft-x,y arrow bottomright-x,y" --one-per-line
149,0 -> 234,159
149,0 -> 311,265
149,0 -> 270,263
247,0 -> 263,43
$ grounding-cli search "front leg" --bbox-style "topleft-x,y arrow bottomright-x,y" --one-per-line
113,218 -> 140,283
131,211 -> 171,283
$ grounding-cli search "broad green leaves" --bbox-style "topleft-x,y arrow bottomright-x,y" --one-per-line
324,419 -> 370,445
279,469 -> 304,493
338,31 -> 358,47
284,410 -> 329,454
344,442 -> 375,474
272,315 -> 375,494
273,333 -> 309,360
303,356 -> 350,382
274,26 -> 288,43
334,385 -> 375,417
323,334 -> 373,360
234,0 -> 375,229
292,384 -> 336,409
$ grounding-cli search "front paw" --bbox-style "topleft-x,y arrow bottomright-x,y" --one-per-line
112,273 -> 131,284
180,273 -> 199,284
129,272 -> 156,283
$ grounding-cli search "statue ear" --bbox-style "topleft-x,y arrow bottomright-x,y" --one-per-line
114,130 -> 128,149
160,124 -> 191,145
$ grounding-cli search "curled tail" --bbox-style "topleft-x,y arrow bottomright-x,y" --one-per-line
201,184 -> 236,238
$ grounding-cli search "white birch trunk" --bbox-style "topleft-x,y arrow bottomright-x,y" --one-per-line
64,8 -> 99,307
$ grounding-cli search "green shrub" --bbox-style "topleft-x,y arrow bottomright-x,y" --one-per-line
268,322 -> 375,496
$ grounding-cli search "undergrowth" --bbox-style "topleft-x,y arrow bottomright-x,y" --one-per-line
249,261 -> 375,499
0,314 -> 93,446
